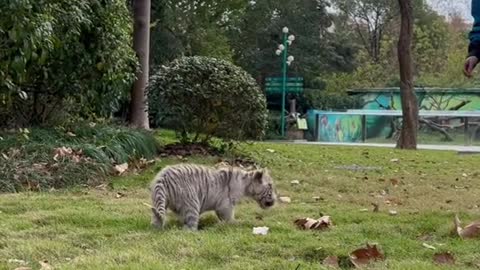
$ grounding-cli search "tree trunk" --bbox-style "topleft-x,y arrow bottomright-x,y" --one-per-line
129,0 -> 151,129
396,0 -> 418,149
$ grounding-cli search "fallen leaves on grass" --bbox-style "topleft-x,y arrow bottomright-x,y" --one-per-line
115,192 -> 125,199
114,163 -> 128,175
294,216 -> 332,230
322,256 -> 340,268
454,215 -> 480,239
433,252 -> 455,265
390,178 -> 399,186
52,147 -> 84,163
349,244 -> 385,268
95,183 -> 111,191
215,158 -> 258,170
39,260 -> 53,270
132,158 -> 156,170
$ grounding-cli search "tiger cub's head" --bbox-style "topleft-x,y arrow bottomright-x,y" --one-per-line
249,169 -> 277,209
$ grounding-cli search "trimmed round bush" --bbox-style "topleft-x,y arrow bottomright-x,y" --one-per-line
148,56 -> 267,141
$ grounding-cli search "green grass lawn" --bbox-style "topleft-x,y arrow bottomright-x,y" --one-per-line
1,136 -> 480,269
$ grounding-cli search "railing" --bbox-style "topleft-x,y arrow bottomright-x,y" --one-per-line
313,110 -> 480,146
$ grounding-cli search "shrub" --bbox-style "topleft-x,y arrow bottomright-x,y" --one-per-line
148,56 -> 268,142
0,123 -> 160,192
0,0 -> 136,127
303,89 -> 363,111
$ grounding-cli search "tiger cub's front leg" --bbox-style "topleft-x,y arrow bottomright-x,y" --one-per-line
215,201 -> 235,222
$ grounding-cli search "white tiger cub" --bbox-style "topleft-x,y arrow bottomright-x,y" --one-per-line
150,163 -> 276,231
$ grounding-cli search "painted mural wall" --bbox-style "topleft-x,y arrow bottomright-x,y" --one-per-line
308,88 -> 480,142
316,114 -> 362,142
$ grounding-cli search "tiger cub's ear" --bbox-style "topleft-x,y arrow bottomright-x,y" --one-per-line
253,169 -> 264,183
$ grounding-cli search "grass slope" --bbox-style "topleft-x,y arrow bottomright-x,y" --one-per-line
1,137 -> 480,269
0,124 -> 159,192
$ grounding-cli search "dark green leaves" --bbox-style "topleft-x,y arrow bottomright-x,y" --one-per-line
148,56 -> 268,142
0,0 -> 136,126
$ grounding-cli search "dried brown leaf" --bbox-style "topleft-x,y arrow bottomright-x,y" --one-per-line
95,184 -> 109,191
454,215 -> 480,239
433,252 -> 455,265
53,147 -> 73,157
114,163 -> 128,175
71,155 -> 81,163
322,256 -> 340,268
294,216 -> 332,230
349,244 -> 385,268
39,260 -> 53,270
52,147 -> 84,162
390,178 -> 399,186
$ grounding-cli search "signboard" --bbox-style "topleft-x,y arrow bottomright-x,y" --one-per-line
265,77 -> 304,94
297,118 -> 308,130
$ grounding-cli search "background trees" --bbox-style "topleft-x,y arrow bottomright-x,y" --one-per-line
1,0 -> 475,134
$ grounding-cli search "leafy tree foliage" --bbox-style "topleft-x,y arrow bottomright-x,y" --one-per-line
228,0 -> 356,84
323,0 -> 472,91
149,0 -> 245,66
303,89 -> 362,111
333,0 -> 396,63
0,0 -> 136,127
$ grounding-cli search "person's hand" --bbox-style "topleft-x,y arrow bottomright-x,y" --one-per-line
464,56 -> 479,77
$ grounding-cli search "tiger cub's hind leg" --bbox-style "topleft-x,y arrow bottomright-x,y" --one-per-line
181,205 -> 200,231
